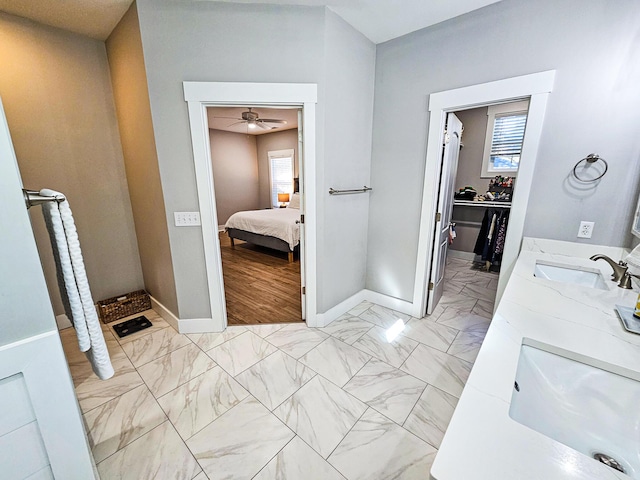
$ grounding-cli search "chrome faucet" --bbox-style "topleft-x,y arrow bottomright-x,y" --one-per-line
590,254 -> 637,289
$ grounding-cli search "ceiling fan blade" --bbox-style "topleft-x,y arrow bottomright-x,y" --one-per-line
255,121 -> 271,130
226,121 -> 246,128
260,119 -> 287,124
213,116 -> 242,120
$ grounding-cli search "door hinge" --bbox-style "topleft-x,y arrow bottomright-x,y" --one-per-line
435,212 -> 441,223
302,286 -> 306,295
300,214 -> 305,224
444,133 -> 450,144
428,282 -> 434,291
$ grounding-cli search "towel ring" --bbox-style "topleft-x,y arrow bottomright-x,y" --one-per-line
572,154 -> 608,183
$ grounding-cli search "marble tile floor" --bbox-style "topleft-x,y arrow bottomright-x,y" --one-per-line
58,258 -> 496,479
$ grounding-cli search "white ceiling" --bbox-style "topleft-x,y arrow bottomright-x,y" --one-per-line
207,106 -> 299,135
215,0 -> 503,44
0,0 -> 502,43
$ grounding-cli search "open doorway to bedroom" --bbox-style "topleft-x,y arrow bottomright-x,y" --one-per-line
207,105 -> 304,325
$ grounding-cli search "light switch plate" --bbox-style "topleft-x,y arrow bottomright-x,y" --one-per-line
174,212 -> 201,226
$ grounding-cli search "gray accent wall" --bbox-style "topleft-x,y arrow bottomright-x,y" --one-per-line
255,128 -> 299,209
210,129 -> 260,224
0,11 -> 145,316
135,1 -> 376,316
106,3 -> 179,316
366,0 -> 640,302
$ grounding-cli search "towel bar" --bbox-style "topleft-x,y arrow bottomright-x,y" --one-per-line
329,186 -> 372,195
23,189 -> 66,209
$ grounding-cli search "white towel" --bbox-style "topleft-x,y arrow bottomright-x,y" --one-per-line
40,189 -> 114,380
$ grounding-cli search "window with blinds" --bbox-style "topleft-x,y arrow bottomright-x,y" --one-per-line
268,149 -> 294,207
490,113 -> 527,170
481,100 -> 529,177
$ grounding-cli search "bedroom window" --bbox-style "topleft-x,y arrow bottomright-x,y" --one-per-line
268,149 -> 295,208
481,100 -> 529,177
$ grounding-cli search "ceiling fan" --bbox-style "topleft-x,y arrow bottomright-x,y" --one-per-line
217,108 -> 287,130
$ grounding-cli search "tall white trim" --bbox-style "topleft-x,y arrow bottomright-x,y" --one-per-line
413,71 -> 555,316
183,82 -> 318,331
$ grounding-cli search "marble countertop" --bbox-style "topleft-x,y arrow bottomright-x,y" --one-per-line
431,237 -> 640,480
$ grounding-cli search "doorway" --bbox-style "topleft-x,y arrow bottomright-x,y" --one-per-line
426,99 -> 530,314
413,71 -> 555,318
207,105 -> 304,325
183,82 -> 319,332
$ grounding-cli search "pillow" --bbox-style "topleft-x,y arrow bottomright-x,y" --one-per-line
288,192 -> 301,209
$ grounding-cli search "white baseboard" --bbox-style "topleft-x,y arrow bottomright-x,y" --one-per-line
448,250 -> 477,261
218,225 -> 225,232
149,296 -> 180,332
56,314 -> 72,330
362,289 -> 420,317
314,290 -> 368,328
177,317 -> 222,334
149,295 -> 222,334
154,288 -> 419,334
314,288 -> 421,328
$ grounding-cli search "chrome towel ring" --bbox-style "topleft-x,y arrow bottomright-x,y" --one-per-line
572,153 -> 608,183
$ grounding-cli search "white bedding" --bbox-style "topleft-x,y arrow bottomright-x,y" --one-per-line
225,208 -> 301,250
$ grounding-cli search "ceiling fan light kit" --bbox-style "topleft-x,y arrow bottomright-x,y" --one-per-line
216,107 -> 287,131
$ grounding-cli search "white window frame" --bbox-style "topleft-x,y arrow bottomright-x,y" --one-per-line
268,149 -> 295,207
481,100 -> 530,177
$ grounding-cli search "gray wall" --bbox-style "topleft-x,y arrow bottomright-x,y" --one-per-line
136,0 -> 325,318
256,128 -> 298,209
106,4 -> 179,316
210,129 -> 260,224
0,12 -> 145,316
321,9 -> 376,310
455,107 -> 489,193
367,0 -> 640,302
135,0 -> 376,316
451,107 -> 489,254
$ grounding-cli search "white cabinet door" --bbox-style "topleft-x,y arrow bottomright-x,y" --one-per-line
0,97 -> 96,479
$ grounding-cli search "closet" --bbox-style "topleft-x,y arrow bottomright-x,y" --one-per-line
448,100 -> 528,273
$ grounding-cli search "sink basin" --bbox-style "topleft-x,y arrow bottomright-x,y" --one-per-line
534,261 -> 609,290
509,342 -> 640,478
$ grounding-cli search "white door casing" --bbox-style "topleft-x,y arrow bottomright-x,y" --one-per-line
297,109 -> 306,319
426,113 -> 462,314
183,82 -> 318,331
413,71 -> 555,317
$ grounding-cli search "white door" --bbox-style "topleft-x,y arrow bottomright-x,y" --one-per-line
0,98 -> 96,479
297,109 -> 306,320
426,113 -> 462,314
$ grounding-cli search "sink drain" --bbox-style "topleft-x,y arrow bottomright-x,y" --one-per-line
593,453 -> 625,473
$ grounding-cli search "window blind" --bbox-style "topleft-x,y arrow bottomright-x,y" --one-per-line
490,113 -> 527,157
270,156 -> 293,207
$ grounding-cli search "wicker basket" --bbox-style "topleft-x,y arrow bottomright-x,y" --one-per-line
98,290 -> 151,324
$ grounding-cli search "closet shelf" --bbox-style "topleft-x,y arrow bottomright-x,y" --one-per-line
453,200 -> 512,209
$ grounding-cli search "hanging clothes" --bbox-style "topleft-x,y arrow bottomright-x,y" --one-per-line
474,208 -> 510,271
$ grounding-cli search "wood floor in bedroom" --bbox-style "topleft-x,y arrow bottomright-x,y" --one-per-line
219,231 -> 303,325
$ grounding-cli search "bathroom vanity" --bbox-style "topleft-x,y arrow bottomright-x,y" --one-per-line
431,237 -> 640,480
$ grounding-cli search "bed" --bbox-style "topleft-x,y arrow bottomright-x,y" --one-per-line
225,194 -> 301,262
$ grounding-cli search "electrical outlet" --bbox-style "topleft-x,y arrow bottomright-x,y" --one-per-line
174,212 -> 201,226
577,221 -> 594,239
